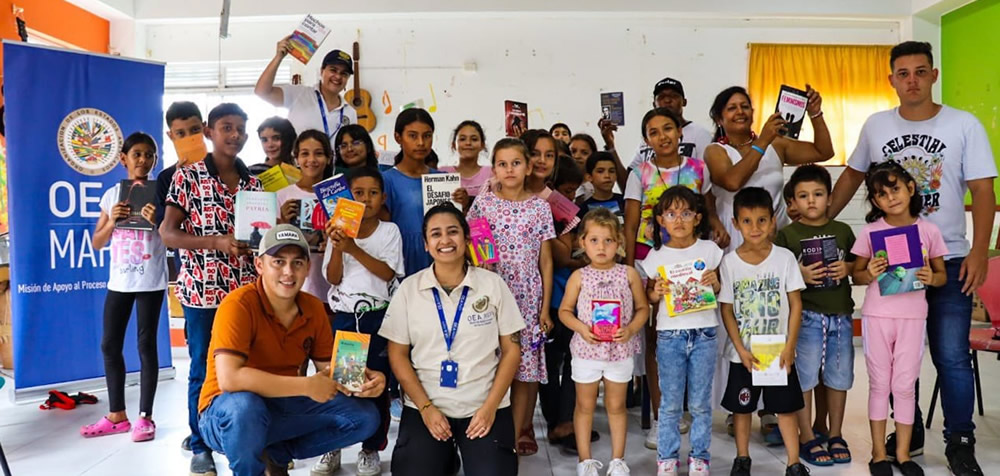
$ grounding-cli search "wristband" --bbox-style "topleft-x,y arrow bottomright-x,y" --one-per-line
419,401 -> 433,413
810,111 -> 824,119
750,145 -> 766,156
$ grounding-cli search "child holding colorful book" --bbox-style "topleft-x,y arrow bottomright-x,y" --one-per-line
558,207 -> 649,476
641,186 -> 722,476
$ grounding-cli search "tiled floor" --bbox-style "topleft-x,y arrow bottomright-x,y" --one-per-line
1,346 -> 999,475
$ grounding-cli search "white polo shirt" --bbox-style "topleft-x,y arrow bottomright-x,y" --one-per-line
279,84 -> 358,139
379,266 -> 525,419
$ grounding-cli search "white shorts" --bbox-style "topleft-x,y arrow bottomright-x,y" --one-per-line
572,358 -> 635,384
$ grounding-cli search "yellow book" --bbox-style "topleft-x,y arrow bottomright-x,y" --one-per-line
258,165 -> 290,192
280,162 -> 302,184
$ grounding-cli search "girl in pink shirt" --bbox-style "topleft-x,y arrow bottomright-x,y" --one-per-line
851,161 -> 947,476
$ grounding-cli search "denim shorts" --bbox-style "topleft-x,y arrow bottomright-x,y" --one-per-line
795,309 -> 854,391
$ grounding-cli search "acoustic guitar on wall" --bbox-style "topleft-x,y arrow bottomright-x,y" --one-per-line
345,41 -> 376,132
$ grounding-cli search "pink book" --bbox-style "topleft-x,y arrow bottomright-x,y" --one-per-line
591,299 -> 621,342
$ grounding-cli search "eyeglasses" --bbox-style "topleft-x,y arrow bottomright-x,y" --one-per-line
338,140 -> 364,151
661,211 -> 697,222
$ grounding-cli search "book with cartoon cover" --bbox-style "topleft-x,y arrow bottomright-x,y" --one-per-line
468,217 -> 498,266
751,334 -> 787,386
658,259 -> 718,317
591,299 -> 621,342
331,330 -> 370,393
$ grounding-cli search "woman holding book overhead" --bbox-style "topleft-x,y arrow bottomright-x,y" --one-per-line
379,203 -> 523,476
704,85 -> 834,252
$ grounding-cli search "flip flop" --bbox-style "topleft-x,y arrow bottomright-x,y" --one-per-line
80,416 -> 131,438
827,436 -> 852,464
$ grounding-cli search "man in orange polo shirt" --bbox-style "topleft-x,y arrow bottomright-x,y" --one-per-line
197,224 -> 383,476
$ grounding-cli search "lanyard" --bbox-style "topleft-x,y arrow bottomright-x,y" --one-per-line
314,90 -> 345,139
431,286 -> 469,354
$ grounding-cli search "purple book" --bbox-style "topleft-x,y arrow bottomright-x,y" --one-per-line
800,236 -> 840,289
870,224 -> 924,296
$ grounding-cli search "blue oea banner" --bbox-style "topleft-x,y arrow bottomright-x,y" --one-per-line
2,42 -> 171,394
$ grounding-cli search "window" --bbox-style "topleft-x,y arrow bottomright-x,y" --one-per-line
747,44 -> 898,165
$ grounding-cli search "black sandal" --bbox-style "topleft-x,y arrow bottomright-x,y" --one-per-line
827,436 -> 852,464
800,438 -> 834,466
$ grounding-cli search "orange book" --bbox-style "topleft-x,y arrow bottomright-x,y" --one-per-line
173,134 -> 208,166
331,197 -> 365,238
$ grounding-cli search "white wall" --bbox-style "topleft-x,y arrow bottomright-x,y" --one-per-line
144,15 -> 901,166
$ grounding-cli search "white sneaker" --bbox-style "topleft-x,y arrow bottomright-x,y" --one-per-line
687,456 -> 710,476
356,449 -> 381,476
657,459 -> 678,476
577,459 -> 603,476
310,450 -> 342,476
645,419 -> 658,449
679,412 -> 691,434
606,458 -> 630,476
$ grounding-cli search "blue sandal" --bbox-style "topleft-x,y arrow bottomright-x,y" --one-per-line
800,438 -> 835,466
827,436 -> 852,464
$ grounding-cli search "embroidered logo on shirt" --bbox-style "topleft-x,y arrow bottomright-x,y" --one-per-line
472,296 -> 489,313
466,310 -> 496,328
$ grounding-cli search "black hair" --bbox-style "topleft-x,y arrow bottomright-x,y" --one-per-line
652,186 -> 711,249
569,133 -> 597,156
333,124 -> 379,169
641,107 -> 683,140
425,150 -> 440,169
585,151 -> 617,174
122,131 -> 158,156
207,103 -> 247,128
787,164 -> 832,195
864,161 -> 923,223
890,41 -> 933,70
555,139 -> 571,157
732,186 -> 773,218
451,120 -> 487,153
393,108 -> 435,164
521,129 -> 559,183
709,86 -> 752,142
422,201 -> 470,244
256,116 -> 296,165
782,179 -> 796,204
293,130 -> 335,180
347,166 -> 384,191
549,122 -> 571,136
552,155 -> 584,189
165,101 -> 203,127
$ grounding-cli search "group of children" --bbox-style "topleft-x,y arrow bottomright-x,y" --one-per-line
82,82 -> 947,476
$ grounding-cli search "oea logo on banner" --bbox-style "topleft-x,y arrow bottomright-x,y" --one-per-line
56,108 -> 124,176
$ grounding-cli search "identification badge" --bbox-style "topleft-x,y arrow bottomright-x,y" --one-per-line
440,360 -> 459,388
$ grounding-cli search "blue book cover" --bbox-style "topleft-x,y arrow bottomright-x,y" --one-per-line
870,224 -> 924,296
314,173 -> 352,219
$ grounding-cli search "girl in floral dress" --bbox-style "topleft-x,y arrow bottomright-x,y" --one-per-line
467,137 -> 555,456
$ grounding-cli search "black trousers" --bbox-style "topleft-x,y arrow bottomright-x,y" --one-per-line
101,289 -> 164,414
539,310 -> 576,431
391,406 -> 517,476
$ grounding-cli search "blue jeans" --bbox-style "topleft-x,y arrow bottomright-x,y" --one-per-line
199,392 -> 379,476
656,327 -> 717,462
925,258 -> 976,437
183,305 -> 217,454
795,310 -> 854,392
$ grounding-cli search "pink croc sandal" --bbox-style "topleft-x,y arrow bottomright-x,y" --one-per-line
131,418 -> 156,442
80,416 -> 131,438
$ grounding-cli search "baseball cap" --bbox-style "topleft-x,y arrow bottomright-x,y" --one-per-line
653,77 -> 685,98
321,49 -> 354,75
258,224 -> 311,258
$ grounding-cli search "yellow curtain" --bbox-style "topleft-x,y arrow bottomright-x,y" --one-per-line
747,44 -> 897,165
